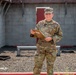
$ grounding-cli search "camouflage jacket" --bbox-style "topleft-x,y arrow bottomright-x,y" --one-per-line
32,19 -> 63,44
30,19 -> 63,44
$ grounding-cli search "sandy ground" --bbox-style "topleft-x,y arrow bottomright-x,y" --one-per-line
0,48 -> 76,72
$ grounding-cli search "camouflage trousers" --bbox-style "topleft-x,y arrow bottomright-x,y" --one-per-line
33,44 -> 57,75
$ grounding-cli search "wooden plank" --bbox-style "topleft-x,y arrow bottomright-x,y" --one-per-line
0,72 -> 76,75
12,0 -> 76,3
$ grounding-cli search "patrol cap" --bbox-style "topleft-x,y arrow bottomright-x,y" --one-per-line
44,7 -> 53,14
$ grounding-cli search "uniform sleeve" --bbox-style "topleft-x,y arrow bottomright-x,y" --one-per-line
35,24 -> 39,30
52,24 -> 63,43
30,23 -> 39,38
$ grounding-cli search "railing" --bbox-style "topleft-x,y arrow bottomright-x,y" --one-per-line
16,46 -> 61,56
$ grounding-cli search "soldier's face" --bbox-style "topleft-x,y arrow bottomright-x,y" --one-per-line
44,13 -> 54,21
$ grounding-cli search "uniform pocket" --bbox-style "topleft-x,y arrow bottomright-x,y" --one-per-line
51,50 -> 57,57
34,51 -> 39,56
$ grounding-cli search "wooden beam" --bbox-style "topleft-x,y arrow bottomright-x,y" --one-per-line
1,0 -> 76,4
0,72 -> 76,75
0,2 -> 7,14
12,0 -> 76,4
0,0 -> 3,5
4,3 -> 11,15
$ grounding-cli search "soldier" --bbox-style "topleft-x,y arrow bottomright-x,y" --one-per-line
30,7 -> 63,75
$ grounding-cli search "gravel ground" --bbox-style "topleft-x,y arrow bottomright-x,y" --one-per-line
0,48 -> 76,72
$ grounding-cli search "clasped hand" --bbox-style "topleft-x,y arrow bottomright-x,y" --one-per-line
45,37 -> 52,42
30,29 -> 52,42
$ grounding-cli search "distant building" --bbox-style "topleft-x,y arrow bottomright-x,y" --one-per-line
0,0 -> 76,47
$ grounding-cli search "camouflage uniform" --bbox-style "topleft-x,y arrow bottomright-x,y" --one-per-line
31,8 -> 63,75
